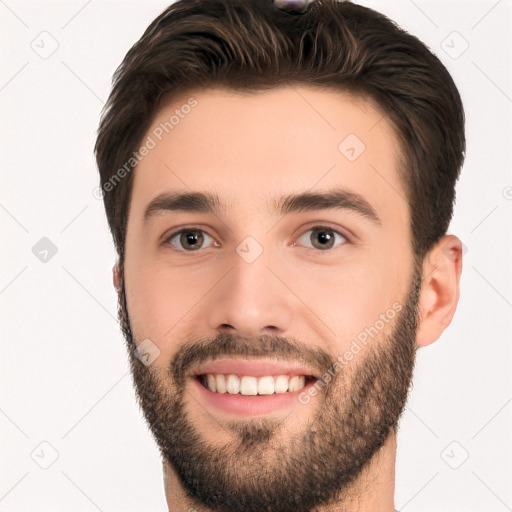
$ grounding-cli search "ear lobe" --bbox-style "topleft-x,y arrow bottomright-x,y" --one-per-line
415,235 -> 463,347
113,262 -> 121,292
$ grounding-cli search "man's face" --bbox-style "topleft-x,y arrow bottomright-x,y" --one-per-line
118,86 -> 420,511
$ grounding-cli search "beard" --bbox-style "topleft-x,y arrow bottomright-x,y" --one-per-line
116,262 -> 421,512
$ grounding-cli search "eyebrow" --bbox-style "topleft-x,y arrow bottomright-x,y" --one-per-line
143,188 -> 381,225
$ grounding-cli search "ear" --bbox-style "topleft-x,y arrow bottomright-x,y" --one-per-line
113,261 -> 121,292
415,235 -> 463,347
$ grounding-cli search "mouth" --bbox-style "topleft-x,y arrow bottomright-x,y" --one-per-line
188,358 -> 321,416
196,373 -> 317,395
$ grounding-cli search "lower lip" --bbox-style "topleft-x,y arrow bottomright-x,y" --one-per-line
190,376 -> 316,416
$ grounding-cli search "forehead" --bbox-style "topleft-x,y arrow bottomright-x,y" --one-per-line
129,85 -> 407,227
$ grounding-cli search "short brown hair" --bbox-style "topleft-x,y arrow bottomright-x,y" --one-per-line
95,0 -> 465,265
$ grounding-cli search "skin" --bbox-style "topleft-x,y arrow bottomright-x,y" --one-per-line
113,86 -> 463,511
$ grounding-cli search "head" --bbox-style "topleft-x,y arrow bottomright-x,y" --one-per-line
95,1 -> 465,510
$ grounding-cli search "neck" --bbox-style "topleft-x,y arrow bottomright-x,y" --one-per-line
163,432 -> 397,512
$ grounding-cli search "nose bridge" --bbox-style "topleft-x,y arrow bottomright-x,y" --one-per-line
206,236 -> 295,337
232,238 -> 277,294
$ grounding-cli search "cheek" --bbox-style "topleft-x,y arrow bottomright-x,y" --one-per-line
292,265 -> 395,346
124,263 -> 194,361
125,255 -> 226,366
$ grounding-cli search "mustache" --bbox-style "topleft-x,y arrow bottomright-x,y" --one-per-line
169,332 -> 335,384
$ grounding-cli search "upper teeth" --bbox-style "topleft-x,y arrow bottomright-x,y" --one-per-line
203,374 -> 307,395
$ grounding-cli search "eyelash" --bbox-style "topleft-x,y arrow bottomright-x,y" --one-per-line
162,225 -> 349,253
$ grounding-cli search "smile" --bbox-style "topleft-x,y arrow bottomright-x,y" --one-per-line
188,358 -> 321,416
197,373 -> 316,395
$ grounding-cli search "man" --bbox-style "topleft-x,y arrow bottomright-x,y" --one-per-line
94,0 -> 465,510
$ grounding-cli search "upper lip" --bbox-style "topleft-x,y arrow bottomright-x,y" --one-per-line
190,358 -> 321,379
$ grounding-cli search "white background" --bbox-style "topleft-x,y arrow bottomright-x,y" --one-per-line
1,1 -> 511,511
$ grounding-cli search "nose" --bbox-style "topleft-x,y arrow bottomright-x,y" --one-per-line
205,246 -> 295,339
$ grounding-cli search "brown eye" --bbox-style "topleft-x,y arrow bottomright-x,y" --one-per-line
296,226 -> 347,251
167,229 -> 213,251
